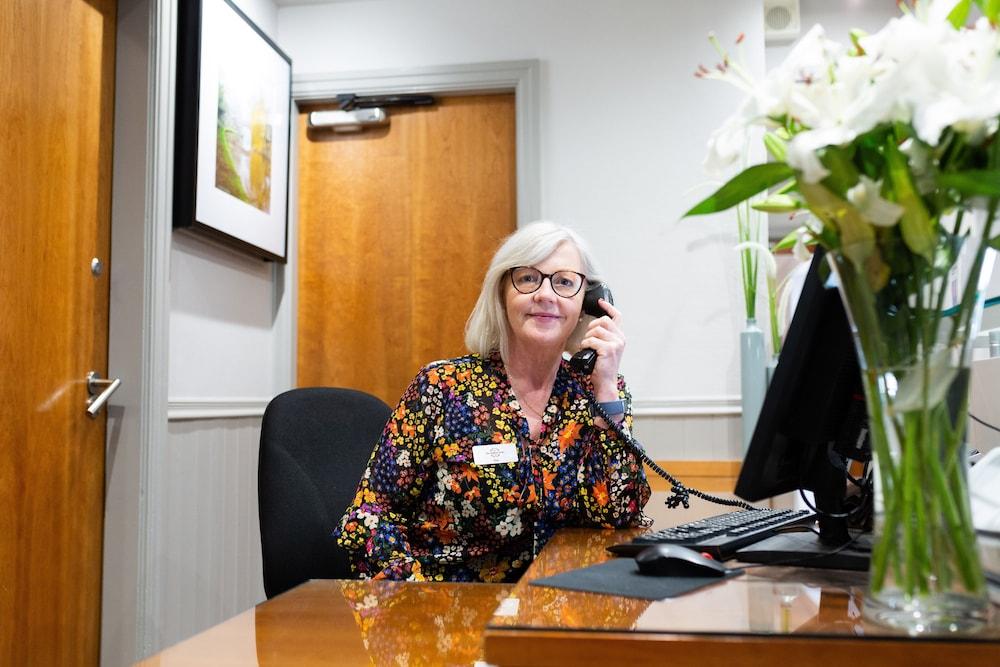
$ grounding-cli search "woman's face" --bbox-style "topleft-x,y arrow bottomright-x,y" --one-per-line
504,241 -> 585,357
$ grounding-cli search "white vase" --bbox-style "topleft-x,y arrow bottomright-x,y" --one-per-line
740,319 -> 767,454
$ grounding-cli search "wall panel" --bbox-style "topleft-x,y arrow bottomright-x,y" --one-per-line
159,418 -> 266,649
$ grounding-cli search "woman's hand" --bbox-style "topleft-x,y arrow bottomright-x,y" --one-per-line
579,298 -> 625,402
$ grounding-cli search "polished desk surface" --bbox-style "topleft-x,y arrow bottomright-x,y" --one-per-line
483,528 -> 1000,666
136,579 -> 513,666
139,528 -> 999,666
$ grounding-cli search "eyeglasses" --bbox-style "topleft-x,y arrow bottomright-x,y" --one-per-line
509,266 -> 587,298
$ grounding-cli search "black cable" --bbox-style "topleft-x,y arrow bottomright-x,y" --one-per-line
795,465 -> 873,521
970,412 -> 1000,434
590,398 -> 764,512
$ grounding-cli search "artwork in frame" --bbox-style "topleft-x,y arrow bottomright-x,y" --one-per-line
174,0 -> 292,262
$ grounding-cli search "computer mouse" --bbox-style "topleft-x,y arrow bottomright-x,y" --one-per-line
634,544 -> 729,578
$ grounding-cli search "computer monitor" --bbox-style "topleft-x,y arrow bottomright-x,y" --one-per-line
733,248 -> 873,570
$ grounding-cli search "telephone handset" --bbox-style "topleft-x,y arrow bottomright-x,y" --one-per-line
569,282 -> 614,375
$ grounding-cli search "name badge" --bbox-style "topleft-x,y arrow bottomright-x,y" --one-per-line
472,442 -> 518,466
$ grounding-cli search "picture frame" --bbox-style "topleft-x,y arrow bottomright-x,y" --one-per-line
173,0 -> 292,262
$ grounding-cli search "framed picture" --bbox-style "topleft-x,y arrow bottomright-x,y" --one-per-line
174,0 -> 292,262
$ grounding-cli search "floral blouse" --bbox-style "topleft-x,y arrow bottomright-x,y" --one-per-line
335,352 -> 651,583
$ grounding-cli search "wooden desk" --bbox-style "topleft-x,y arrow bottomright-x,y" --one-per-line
483,529 -> 1000,666
138,528 -> 999,666
136,580 -> 513,666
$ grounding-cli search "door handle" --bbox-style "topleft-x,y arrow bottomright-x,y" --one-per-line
86,371 -> 121,418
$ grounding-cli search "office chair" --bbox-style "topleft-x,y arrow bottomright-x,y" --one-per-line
258,387 -> 391,598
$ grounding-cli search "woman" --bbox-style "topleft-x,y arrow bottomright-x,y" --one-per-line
335,222 -> 651,582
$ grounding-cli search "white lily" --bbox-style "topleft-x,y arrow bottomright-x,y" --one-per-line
857,14 -> 1000,146
733,241 -> 777,279
786,127 -> 857,182
704,105 -> 753,175
792,226 -> 812,263
704,7 -> 1000,180
847,176 -> 905,227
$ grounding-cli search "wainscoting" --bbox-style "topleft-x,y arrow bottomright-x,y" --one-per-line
156,402 -> 742,647
632,410 -> 743,528
160,416 -> 267,650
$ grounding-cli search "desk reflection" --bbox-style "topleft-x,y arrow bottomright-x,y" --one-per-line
140,579 -> 512,666
324,580 -> 513,667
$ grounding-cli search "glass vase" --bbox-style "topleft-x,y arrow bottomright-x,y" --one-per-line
740,319 -> 767,454
827,213 -> 996,635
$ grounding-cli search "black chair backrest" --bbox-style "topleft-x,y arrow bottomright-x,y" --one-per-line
258,387 -> 391,598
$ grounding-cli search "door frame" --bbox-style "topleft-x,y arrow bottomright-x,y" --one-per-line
286,59 -> 542,386
103,0 -> 173,662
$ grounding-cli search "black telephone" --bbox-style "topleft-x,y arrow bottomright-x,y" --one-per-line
569,282 -> 614,375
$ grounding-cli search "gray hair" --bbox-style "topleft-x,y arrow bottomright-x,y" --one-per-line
464,221 -> 603,360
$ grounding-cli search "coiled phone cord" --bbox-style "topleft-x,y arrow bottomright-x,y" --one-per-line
590,398 -> 764,512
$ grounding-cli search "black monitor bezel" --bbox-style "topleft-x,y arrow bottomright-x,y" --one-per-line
734,249 -> 869,539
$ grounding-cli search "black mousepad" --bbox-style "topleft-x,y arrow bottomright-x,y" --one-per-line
529,558 -> 743,600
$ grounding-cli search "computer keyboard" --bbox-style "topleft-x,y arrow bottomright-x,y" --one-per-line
607,508 -> 815,561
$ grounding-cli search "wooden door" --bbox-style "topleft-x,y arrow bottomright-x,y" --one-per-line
297,94 -> 517,405
0,0 -> 116,663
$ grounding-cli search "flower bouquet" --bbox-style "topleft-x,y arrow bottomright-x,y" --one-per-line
686,0 -> 1000,633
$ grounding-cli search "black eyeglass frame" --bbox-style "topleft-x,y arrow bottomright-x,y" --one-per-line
508,266 -> 588,298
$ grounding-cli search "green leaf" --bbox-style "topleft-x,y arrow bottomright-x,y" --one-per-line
683,163 -> 795,217
975,0 -> 1000,23
772,228 -> 803,252
848,29 -> 868,56
990,235 -> 1000,250
752,193 -> 802,213
853,125 -> 891,180
938,170 -> 1000,198
948,0 -> 973,28
818,145 -> 860,197
763,132 -> 787,163
799,180 -> 889,290
775,180 -> 798,195
884,137 -> 935,261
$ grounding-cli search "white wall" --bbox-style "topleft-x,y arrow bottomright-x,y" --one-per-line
168,234 -> 280,399
158,0 -> 283,655
231,0 -> 277,29
278,0 -> 766,409
169,0 -> 286,404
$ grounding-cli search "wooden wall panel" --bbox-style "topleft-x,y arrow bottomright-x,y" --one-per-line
296,94 -> 516,406
645,460 -> 743,493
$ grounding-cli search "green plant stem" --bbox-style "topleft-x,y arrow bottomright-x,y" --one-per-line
901,412 -> 922,595
926,433 -> 982,591
737,198 -> 759,321
829,246 -> 989,599
767,272 -> 781,355
830,254 -> 899,591
951,201 -> 998,346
